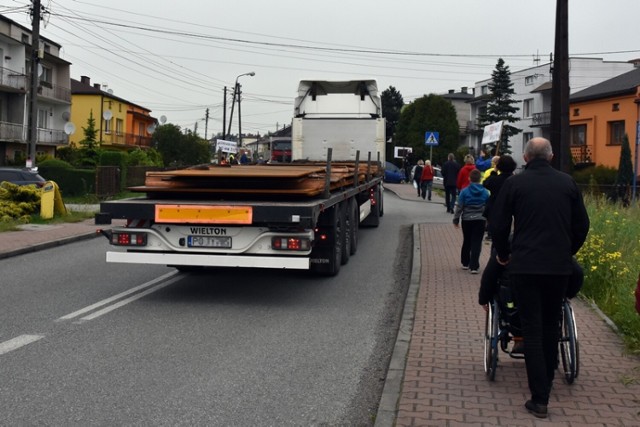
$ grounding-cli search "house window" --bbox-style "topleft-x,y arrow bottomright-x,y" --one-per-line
525,75 -> 535,85
40,64 -> 52,87
570,124 -> 586,146
523,132 -> 533,149
608,121 -> 625,145
523,99 -> 533,118
37,108 -> 49,128
21,33 -> 29,44
481,85 -> 488,95
612,103 -> 620,112
573,108 -> 580,116
104,117 -> 112,134
44,44 -> 51,53
116,119 -> 124,135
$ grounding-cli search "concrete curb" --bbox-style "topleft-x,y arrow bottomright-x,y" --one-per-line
374,223 -> 421,427
0,231 -> 101,260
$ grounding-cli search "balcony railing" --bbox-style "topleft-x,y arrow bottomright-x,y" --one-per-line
0,66 -> 27,91
0,121 -> 26,141
37,83 -> 71,102
0,121 -> 68,145
531,111 -> 551,127
570,144 -> 593,165
125,133 -> 153,148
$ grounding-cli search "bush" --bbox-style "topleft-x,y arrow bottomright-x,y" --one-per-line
0,182 -> 41,222
572,165 -> 618,197
38,160 -> 95,197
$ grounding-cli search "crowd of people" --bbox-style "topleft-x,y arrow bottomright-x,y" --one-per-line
405,140 -> 595,419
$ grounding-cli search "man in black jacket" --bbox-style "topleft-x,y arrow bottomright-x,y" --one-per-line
490,137 -> 589,419
441,153 -> 461,213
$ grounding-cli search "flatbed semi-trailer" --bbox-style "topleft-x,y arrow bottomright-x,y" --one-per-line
97,79 -> 386,276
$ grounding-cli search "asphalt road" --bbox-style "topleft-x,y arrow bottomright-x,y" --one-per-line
0,187 -> 439,426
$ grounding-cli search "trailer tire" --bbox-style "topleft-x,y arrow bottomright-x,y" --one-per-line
348,198 -> 358,256
340,202 -> 350,265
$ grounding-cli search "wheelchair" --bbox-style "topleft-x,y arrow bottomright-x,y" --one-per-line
483,284 -> 579,384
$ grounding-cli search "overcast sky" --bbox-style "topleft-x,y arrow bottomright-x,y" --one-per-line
4,0 -> 639,138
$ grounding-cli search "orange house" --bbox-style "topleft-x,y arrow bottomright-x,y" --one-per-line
569,67 -> 640,169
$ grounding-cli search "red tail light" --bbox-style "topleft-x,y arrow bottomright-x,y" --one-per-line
112,232 -> 147,246
271,237 -> 311,251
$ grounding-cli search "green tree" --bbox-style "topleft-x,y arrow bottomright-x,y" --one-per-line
381,86 -> 404,142
476,58 -> 521,155
80,110 -> 99,150
77,110 -> 102,167
394,94 -> 459,165
614,134 -> 633,204
153,124 -> 211,167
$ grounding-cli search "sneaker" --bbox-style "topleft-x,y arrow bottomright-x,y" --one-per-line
461,265 -> 469,270
525,400 -> 548,419
470,269 -> 479,274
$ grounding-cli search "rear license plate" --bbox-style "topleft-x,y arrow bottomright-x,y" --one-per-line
187,236 -> 232,248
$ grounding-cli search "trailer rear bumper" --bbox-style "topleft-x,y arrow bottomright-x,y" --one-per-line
106,251 -> 310,270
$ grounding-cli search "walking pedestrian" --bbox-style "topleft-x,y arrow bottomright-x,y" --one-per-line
412,160 -> 424,197
452,169 -> 489,274
490,137 -> 590,419
483,155 -> 517,241
441,153 -> 461,213
420,160 -> 435,200
456,154 -> 476,191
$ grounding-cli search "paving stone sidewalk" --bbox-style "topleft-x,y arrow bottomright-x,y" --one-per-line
380,183 -> 640,426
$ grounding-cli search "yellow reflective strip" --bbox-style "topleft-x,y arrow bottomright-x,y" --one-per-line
155,205 -> 253,224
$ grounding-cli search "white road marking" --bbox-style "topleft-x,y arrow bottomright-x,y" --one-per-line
79,275 -> 184,322
0,334 -> 44,355
57,271 -> 180,321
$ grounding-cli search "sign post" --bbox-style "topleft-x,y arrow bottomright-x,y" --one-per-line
481,121 -> 504,155
424,131 -> 439,162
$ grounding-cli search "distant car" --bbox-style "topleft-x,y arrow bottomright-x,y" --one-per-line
433,166 -> 444,190
0,167 -> 46,187
384,161 -> 406,183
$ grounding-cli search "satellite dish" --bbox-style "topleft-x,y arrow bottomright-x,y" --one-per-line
63,122 -> 76,135
103,110 -> 113,121
107,89 -> 114,95
37,63 -> 43,76
160,115 -> 167,124
147,123 -> 157,134
61,111 -> 70,121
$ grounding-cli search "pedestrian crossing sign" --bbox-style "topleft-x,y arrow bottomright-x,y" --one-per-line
425,131 -> 439,146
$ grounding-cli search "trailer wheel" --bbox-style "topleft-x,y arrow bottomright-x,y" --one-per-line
379,185 -> 384,217
309,205 -> 342,276
348,198 -> 358,256
340,202 -> 350,265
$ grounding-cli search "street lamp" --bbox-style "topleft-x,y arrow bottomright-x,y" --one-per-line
226,72 -> 255,146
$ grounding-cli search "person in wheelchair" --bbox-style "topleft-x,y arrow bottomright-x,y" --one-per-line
479,248 -> 584,354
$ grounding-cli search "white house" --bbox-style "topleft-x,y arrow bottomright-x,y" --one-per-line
468,57 -> 636,166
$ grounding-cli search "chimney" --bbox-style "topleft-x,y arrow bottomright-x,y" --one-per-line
93,83 -> 101,90
461,87 -> 468,94
448,89 -> 454,94
80,76 -> 90,85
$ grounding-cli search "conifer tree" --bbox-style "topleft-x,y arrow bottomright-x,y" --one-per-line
614,134 -> 633,205
476,58 -> 521,155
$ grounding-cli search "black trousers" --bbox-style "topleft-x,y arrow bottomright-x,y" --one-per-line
511,274 -> 569,405
460,219 -> 485,270
445,186 -> 457,211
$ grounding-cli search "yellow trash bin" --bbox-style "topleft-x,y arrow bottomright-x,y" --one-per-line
40,181 -> 67,219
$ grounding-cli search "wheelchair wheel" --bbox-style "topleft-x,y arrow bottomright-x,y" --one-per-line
559,299 -> 579,384
484,300 -> 499,381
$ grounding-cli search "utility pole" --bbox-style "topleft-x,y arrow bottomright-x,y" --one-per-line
204,108 -> 209,140
222,86 -> 227,139
227,82 -> 238,140
28,0 -> 42,167
550,0 -> 570,173
238,83 -> 243,147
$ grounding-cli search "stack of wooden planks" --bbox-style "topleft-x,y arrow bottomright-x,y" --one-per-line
129,162 -> 382,197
